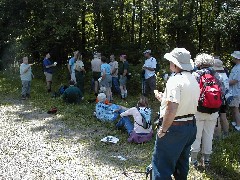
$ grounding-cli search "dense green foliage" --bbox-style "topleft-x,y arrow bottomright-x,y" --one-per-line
0,0 -> 240,68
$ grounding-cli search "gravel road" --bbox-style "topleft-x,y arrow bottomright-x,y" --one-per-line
0,101 -> 144,180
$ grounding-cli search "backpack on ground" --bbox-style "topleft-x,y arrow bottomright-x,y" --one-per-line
198,73 -> 222,114
137,107 -> 152,129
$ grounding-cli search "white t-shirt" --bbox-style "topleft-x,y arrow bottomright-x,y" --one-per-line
144,57 -> 157,79
109,61 -> 118,78
91,58 -> 102,72
160,72 -> 200,121
74,60 -> 84,72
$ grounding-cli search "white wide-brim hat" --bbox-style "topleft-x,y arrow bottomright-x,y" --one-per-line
231,51 -> 240,60
164,48 -> 194,71
213,58 -> 224,71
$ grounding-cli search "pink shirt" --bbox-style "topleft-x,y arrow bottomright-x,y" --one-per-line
120,107 -> 152,134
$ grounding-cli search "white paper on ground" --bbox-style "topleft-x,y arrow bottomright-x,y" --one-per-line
101,136 -> 119,144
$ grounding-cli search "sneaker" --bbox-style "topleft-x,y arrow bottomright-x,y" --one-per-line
203,160 -> 210,167
235,126 -> 240,131
190,159 -> 198,168
21,95 -> 26,100
231,122 -> 237,127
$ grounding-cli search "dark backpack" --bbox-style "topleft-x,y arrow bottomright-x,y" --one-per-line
137,107 -> 152,129
198,73 -> 222,114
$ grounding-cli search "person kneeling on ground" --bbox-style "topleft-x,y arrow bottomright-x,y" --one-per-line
95,93 -> 126,122
116,96 -> 153,143
62,80 -> 83,104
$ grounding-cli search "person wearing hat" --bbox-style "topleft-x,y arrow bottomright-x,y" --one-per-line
190,54 -> 224,168
143,50 -> 157,97
213,58 -> 232,138
229,51 -> 240,131
152,48 -> 200,179
43,52 -> 56,93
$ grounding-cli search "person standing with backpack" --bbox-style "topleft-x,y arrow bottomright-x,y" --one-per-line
190,53 -> 224,167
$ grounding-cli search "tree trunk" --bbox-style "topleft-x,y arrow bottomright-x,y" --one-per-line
131,0 -> 136,43
138,0 -> 143,48
81,1 -> 86,52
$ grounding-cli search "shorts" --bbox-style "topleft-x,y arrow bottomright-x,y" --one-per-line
219,105 -> 227,113
44,72 -> 52,82
229,96 -> 240,108
100,74 -> 112,88
93,72 -> 101,81
119,75 -> 127,86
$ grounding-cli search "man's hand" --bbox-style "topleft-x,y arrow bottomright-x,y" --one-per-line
157,127 -> 166,138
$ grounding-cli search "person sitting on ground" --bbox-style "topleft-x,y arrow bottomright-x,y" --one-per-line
20,57 -> 34,100
213,58 -> 233,139
95,93 -> 125,122
116,96 -> 153,143
62,80 -> 83,104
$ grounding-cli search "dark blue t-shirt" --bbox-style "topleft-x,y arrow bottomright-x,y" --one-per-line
43,58 -> 53,74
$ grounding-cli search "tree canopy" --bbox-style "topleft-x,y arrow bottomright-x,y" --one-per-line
0,0 -> 240,66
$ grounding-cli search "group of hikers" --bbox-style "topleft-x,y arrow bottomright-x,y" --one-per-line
19,48 -> 240,179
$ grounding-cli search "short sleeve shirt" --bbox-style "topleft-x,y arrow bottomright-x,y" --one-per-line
101,63 -> 111,75
229,64 -> 240,96
69,57 -> 75,73
43,58 -> 53,74
160,72 -> 200,121
109,61 -> 119,77
144,57 -> 156,79
119,61 -> 129,75
20,63 -> 32,81
91,58 -> 102,72
74,60 -> 84,72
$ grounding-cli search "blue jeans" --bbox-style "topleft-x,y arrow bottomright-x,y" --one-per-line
112,77 -> 121,94
116,116 -> 134,135
21,80 -> 31,97
152,121 -> 197,180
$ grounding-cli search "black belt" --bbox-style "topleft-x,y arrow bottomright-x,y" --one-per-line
174,114 -> 194,120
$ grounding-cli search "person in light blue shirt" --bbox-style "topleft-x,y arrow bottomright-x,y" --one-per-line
229,51 -> 240,131
20,57 -> 33,100
68,51 -> 79,83
100,56 -> 112,101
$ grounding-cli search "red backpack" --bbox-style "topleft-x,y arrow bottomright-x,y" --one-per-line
198,73 -> 222,114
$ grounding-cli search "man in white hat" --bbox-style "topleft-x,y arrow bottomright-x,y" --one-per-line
143,50 -> 157,97
229,51 -> 240,131
152,48 -> 200,179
